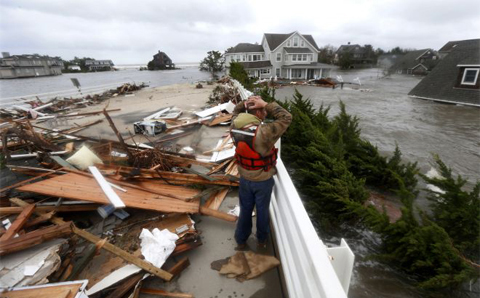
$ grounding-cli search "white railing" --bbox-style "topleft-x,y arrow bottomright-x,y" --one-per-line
271,159 -> 354,298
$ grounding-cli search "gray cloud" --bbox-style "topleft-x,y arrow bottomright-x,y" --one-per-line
1,0 -> 479,64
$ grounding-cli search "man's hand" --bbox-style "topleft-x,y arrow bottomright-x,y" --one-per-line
246,96 -> 267,110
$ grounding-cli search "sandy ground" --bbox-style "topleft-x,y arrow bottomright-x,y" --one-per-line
33,83 -> 283,298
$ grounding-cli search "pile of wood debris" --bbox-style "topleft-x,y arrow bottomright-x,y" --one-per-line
0,84 -> 245,297
0,83 -> 147,121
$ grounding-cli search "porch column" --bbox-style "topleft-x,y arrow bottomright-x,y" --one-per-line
288,69 -> 291,80
320,69 -> 323,78
305,68 -> 308,80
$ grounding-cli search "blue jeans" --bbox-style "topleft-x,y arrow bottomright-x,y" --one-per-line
235,176 -> 275,245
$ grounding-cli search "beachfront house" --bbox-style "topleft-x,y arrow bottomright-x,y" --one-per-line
85,59 -> 114,71
390,49 -> 439,75
334,43 -> 373,68
225,31 -> 334,80
0,52 -> 63,79
408,39 -> 480,107
148,50 -> 175,70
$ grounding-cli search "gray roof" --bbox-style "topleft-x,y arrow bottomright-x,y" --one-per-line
391,49 -> 432,70
227,43 -> 264,53
264,33 -> 320,51
437,39 -> 478,53
408,39 -> 480,106
239,61 -> 272,69
284,47 -> 313,54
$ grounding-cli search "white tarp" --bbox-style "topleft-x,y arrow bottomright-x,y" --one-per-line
139,228 -> 179,268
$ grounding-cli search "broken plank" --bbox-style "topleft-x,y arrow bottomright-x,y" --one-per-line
105,272 -> 144,298
199,206 -> 237,222
0,204 -> 98,215
140,288 -> 194,298
167,257 -> 190,277
0,204 -> 35,241
10,197 -> 173,282
17,173 -> 200,214
0,222 -> 72,256
208,188 -> 229,211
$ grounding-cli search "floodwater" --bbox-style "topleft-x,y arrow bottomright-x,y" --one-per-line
1,67 -> 479,297
276,68 -> 480,298
0,63 -> 210,106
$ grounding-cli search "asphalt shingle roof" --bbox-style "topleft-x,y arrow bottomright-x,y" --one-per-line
227,43 -> 264,53
408,39 -> 480,106
264,33 -> 320,51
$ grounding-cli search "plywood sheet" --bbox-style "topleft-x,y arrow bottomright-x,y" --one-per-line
17,173 -> 200,214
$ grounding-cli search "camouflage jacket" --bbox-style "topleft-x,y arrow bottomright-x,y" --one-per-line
231,101 -> 292,181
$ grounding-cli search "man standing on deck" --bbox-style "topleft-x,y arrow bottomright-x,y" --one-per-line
230,95 -> 292,250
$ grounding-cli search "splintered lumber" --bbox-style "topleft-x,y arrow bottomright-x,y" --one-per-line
0,221 -> 72,256
208,113 -> 232,126
204,188 -> 229,210
167,257 -> 190,277
89,166 -> 126,208
72,226 -> 173,281
0,204 -> 98,215
17,173 -> 200,214
199,206 -> 237,222
96,164 -> 239,186
10,197 -> 174,282
103,109 -> 134,163
139,288 -> 193,298
207,158 -> 231,175
0,281 -> 85,298
0,204 -> 35,241
0,170 -> 58,194
105,272 -> 144,298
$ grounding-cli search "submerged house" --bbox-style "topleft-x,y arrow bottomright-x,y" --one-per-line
334,43 -> 373,68
148,51 -> 175,70
408,39 -> 480,107
0,53 -> 63,79
377,54 -> 402,69
225,31 -> 334,80
390,49 -> 439,75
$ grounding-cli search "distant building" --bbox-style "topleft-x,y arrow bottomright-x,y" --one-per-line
334,43 -> 373,68
377,54 -> 402,69
85,59 -> 114,71
225,31 -> 334,80
408,39 -> 480,107
148,51 -> 175,70
67,65 -> 81,71
390,49 -> 440,75
0,52 -> 63,79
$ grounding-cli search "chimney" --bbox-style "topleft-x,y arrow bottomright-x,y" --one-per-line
2,52 -> 10,58
347,42 -> 351,45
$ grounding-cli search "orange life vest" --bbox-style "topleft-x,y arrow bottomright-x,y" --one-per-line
231,125 -> 278,171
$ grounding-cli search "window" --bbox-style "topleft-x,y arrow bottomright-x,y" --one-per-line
301,40 -> 304,47
276,53 -> 281,62
260,68 -> 271,74
292,55 -> 297,61
292,69 -> 302,78
293,37 -> 298,47
276,68 -> 280,77
302,54 -> 307,61
461,68 -> 479,85
287,40 -> 291,47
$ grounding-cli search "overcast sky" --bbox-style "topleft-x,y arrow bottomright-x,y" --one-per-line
1,0 -> 479,64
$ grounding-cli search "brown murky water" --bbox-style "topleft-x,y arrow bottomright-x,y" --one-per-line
276,68 -> 480,297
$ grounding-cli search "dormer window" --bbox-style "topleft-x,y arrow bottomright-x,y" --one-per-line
461,68 -> 479,85
287,40 -> 291,47
293,37 -> 298,47
301,40 -> 304,47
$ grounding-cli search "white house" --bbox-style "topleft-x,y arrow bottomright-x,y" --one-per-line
225,31 -> 334,80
